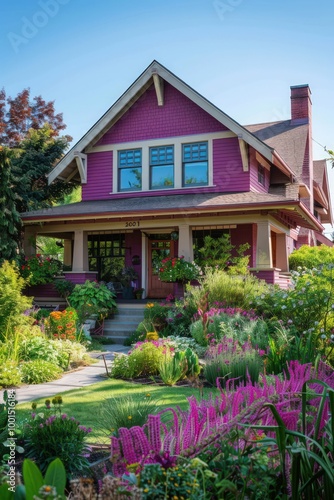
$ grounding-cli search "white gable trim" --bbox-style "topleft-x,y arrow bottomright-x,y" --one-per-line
48,61 -> 281,185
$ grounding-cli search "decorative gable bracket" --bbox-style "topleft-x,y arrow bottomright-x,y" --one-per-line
152,72 -> 164,106
238,136 -> 249,171
73,152 -> 87,184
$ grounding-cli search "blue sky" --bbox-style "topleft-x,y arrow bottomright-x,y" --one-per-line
2,0 -> 334,232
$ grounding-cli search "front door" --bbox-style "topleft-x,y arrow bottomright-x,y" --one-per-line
148,238 -> 175,298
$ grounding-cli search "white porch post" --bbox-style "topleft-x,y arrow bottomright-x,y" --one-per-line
23,227 -> 37,256
256,221 -> 272,268
178,224 -> 193,261
276,233 -> 288,271
72,230 -> 89,272
63,239 -> 72,267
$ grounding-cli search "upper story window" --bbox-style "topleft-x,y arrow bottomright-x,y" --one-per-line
182,142 -> 208,187
258,164 -> 265,186
150,146 -> 174,189
118,149 -> 142,191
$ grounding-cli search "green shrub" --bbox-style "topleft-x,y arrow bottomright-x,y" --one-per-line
20,359 -> 63,384
196,233 -> 250,275
129,342 -> 165,377
110,353 -> 137,379
198,268 -> 269,308
24,397 -> 91,477
97,394 -> 159,437
252,265 -> 334,365
139,463 -> 202,500
19,335 -> 63,366
289,244 -> 334,270
0,360 -> 21,388
0,261 -> 32,340
68,280 -> 117,322
158,350 -> 187,386
50,339 -> 89,369
144,302 -> 170,333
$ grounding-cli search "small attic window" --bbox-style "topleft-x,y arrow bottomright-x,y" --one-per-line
258,164 -> 265,186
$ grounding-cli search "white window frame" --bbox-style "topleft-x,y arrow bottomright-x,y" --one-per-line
103,132 -> 233,194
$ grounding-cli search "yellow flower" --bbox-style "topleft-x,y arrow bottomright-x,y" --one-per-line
128,416 -> 132,420
146,303 -> 155,308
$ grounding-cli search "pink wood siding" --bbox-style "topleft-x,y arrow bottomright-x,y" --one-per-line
124,230 -> 142,288
213,138 -> 249,192
249,148 -> 269,193
82,151 -> 113,201
230,224 -> 254,267
64,272 -> 98,284
96,83 -> 227,145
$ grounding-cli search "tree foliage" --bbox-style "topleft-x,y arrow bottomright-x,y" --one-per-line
0,88 -> 76,261
0,87 -> 70,147
0,147 -> 21,263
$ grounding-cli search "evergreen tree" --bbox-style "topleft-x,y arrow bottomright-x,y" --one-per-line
12,125 -> 75,213
0,147 -> 21,263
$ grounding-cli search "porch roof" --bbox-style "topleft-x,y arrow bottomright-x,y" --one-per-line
21,191 -> 323,231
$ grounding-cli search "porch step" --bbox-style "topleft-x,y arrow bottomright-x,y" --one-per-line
102,304 -> 146,344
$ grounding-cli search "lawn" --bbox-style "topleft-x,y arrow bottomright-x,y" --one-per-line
16,377 -> 219,444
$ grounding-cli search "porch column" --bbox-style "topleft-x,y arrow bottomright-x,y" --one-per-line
256,221 -> 272,268
63,238 -> 72,267
276,233 -> 288,271
72,230 -> 89,272
178,224 -> 193,261
23,227 -> 37,256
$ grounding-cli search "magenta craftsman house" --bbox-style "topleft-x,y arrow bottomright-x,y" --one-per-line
21,61 -> 333,298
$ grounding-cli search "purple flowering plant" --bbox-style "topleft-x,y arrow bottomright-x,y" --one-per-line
24,396 -> 92,477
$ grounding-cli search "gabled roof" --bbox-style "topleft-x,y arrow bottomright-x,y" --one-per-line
245,120 -> 308,180
48,60 -> 295,184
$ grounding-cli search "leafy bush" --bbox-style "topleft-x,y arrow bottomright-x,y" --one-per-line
289,244 -> 334,270
20,359 -> 63,384
20,254 -> 62,285
53,278 -> 75,298
110,353 -> 137,379
19,335 -> 63,366
197,268 -> 269,309
196,233 -> 250,275
139,462 -> 202,500
252,265 -> 334,365
158,256 -> 201,283
143,302 -> 170,333
24,397 -> 91,476
68,280 -> 117,322
97,393 -> 159,437
164,335 -> 206,357
50,338 -> 89,369
0,261 -> 32,340
129,341 -> 165,377
0,360 -> 21,388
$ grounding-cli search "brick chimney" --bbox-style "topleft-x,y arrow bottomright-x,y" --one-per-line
290,84 -> 312,123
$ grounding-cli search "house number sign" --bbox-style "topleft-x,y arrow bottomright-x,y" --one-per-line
124,221 -> 140,227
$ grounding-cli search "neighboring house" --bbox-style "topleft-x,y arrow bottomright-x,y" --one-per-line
21,61 -> 333,298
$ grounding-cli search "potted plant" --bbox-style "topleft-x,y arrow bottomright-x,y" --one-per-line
118,266 -> 138,299
134,287 -> 145,299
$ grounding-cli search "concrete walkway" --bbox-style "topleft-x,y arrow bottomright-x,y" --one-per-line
1,345 -> 130,404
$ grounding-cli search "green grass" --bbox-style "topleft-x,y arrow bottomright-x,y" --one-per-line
16,378 -> 219,444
